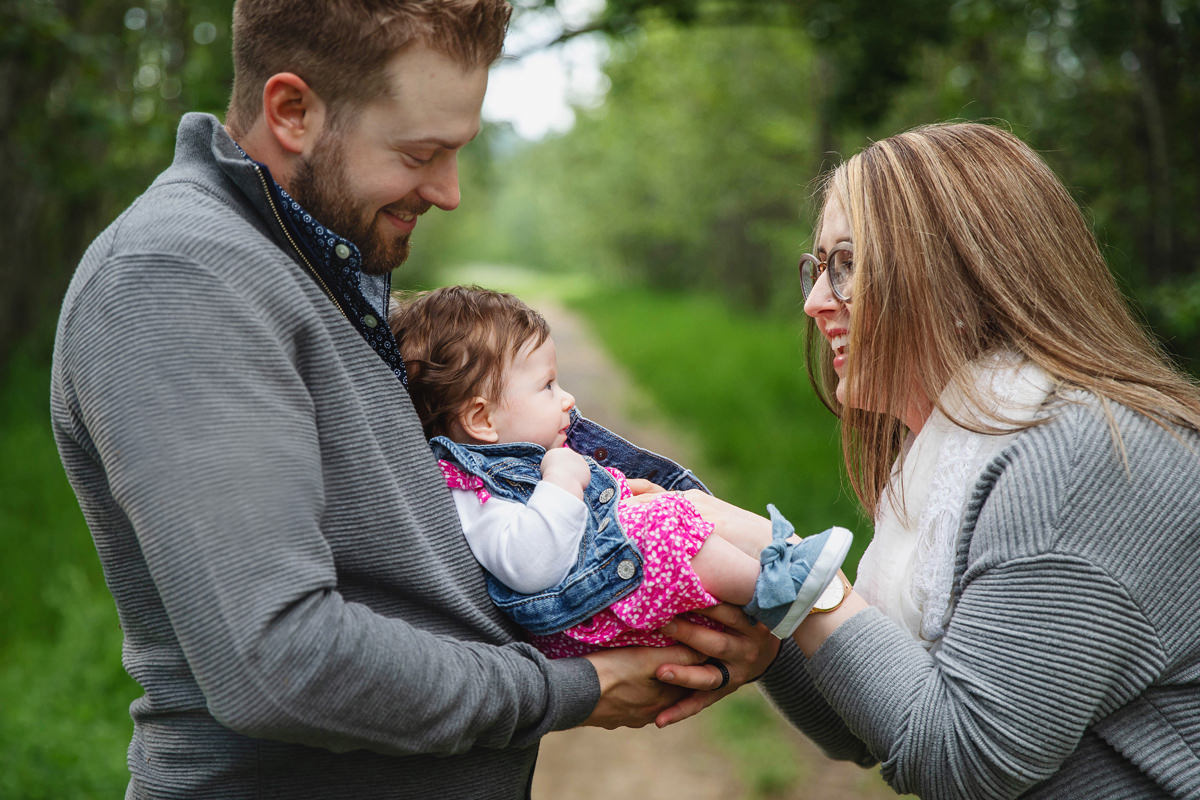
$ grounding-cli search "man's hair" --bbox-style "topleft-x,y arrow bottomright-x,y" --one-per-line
389,285 -> 550,439
226,0 -> 511,137
806,121 -> 1200,516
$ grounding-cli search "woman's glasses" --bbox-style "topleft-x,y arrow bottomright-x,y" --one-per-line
799,242 -> 854,302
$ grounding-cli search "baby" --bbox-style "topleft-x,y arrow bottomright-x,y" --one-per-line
389,285 -> 851,657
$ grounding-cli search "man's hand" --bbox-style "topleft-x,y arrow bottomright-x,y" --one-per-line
652,604 -> 781,727
581,645 -> 709,729
540,447 -> 592,499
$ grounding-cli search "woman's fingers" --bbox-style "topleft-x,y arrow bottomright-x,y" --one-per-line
691,602 -> 761,634
654,687 -> 725,728
652,606 -> 782,726
625,478 -> 666,495
661,606 -> 773,663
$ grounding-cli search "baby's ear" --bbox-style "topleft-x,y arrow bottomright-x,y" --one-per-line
458,396 -> 500,444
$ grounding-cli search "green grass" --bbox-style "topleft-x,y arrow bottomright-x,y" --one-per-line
0,351 -> 136,798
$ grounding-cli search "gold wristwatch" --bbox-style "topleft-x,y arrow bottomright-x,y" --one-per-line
810,571 -> 852,614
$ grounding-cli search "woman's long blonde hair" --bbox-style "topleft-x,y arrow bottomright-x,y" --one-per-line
805,122 -> 1200,517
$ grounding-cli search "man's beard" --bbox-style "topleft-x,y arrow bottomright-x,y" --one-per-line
288,131 -> 424,276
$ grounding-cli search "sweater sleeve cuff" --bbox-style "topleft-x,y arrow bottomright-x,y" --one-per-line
545,656 -> 601,732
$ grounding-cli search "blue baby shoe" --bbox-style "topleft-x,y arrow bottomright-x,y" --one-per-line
744,504 -> 852,639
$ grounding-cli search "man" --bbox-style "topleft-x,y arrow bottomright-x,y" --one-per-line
49,2 -> 725,797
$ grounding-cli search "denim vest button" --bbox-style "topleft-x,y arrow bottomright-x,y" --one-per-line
363,314 -> 378,329
598,487 -> 615,504
597,517 -> 610,532
617,559 -> 636,580
335,243 -> 352,260
593,447 -> 608,461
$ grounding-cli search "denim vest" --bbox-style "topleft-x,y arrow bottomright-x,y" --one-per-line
430,411 -> 708,635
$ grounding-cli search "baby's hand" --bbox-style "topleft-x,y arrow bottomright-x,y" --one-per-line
540,447 -> 592,499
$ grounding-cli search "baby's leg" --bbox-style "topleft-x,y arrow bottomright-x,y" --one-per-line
698,504 -> 797,560
689,534 -> 761,605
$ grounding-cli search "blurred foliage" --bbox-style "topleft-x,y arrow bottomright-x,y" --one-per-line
0,0 -> 234,364
459,0 -> 1200,370
7,0 -> 1197,367
0,349 -> 137,797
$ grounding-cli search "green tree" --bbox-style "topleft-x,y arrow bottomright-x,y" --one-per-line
496,0 -> 1200,367
879,0 -> 1200,368
0,0 -> 233,366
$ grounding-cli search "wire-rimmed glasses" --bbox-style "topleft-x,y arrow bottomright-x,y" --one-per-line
799,242 -> 854,302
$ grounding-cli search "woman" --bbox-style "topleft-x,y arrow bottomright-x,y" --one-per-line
655,122 -> 1200,799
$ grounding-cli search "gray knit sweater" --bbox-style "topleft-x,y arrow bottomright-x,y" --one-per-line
50,113 -> 598,799
761,394 -> 1200,799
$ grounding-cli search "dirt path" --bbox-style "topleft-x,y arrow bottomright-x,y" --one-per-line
532,301 -> 900,800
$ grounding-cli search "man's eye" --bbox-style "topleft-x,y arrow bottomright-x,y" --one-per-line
405,153 -> 433,166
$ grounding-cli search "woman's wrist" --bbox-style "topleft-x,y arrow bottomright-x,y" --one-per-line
792,590 -> 870,658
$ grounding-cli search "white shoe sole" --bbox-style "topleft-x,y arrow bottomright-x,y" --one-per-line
768,526 -> 853,639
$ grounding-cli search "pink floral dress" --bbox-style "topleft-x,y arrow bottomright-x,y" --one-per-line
441,460 -> 720,658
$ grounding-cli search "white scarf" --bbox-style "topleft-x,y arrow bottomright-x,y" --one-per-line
855,353 -> 1055,650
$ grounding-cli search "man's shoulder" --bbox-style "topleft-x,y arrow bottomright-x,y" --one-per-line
107,167 -> 270,262
68,165 -> 285,312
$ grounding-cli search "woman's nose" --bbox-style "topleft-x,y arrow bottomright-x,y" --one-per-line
803,269 -> 841,318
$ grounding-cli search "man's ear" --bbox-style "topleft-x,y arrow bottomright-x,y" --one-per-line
261,72 -> 327,156
458,396 -> 500,444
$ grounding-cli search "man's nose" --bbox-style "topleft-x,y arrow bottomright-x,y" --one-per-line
419,153 -> 461,211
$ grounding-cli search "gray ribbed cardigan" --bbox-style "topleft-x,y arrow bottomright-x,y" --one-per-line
50,113 -> 598,799
761,394 -> 1200,799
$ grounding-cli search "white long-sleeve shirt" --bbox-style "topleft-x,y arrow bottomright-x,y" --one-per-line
451,481 -> 588,594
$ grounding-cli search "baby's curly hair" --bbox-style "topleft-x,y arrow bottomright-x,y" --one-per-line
389,285 -> 551,440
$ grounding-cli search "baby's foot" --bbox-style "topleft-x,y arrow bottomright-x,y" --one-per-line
744,504 -> 852,639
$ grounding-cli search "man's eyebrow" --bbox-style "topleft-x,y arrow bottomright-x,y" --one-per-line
395,129 -> 481,151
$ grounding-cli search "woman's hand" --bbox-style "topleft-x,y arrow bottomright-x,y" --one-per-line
652,604 -> 781,727
677,491 -> 774,549
625,477 -> 666,497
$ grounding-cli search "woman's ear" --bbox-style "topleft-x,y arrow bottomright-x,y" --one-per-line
458,396 -> 500,444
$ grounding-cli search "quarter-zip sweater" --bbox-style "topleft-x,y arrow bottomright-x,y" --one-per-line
50,112 -> 598,799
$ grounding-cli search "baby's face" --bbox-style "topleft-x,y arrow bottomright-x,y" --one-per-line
489,336 -> 576,450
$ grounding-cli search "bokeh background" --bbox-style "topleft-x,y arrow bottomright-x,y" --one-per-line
2,0 -> 1197,796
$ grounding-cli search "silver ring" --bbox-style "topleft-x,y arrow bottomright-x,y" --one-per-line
704,657 -> 730,691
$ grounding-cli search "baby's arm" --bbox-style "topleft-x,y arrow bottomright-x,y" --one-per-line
539,447 -> 592,499
454,477 -> 587,594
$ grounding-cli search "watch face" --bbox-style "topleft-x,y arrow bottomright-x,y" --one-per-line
813,576 -> 846,611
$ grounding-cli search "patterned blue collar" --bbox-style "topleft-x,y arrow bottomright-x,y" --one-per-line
237,147 -> 408,386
